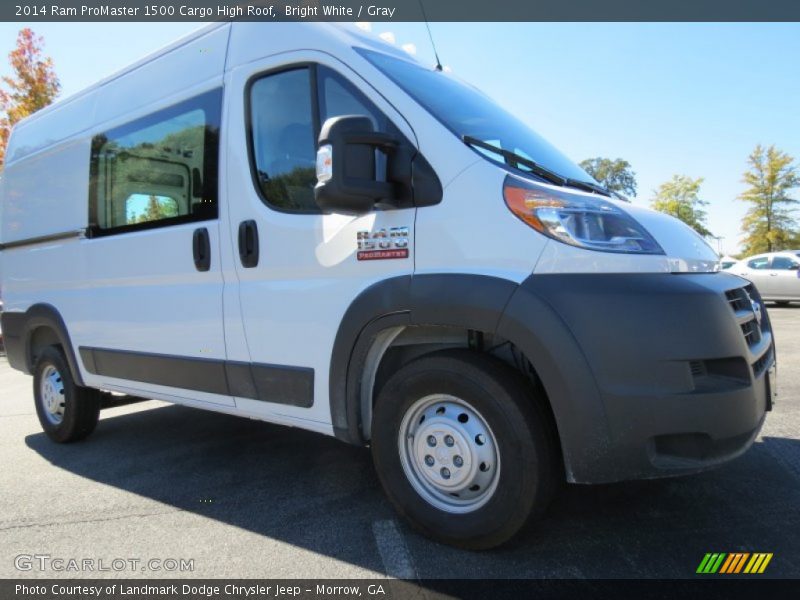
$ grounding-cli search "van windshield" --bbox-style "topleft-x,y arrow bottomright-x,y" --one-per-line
359,49 -> 594,184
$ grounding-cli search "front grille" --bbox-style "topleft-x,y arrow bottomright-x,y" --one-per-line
689,360 -> 706,377
752,347 -> 774,378
724,284 -> 766,348
725,283 -> 774,379
725,287 -> 750,313
741,319 -> 761,346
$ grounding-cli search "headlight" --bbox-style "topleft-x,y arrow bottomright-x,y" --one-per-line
503,175 -> 664,255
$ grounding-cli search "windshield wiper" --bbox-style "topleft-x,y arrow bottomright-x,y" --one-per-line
562,178 -> 611,197
462,135 -> 611,197
462,135 -> 564,185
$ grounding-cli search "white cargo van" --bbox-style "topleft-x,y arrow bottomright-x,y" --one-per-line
0,23 -> 775,548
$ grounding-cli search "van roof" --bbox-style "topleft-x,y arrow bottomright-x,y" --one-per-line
13,22 -> 412,133
12,23 -> 227,132
7,23 -> 413,164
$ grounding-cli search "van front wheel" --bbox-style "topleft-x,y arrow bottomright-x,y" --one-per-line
371,349 -> 557,549
33,346 -> 100,443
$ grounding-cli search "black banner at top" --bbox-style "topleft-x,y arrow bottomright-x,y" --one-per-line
3,0 -> 800,22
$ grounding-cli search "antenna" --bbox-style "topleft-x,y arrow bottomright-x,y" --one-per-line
417,0 -> 443,71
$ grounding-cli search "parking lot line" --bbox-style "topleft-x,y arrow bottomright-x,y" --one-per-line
371,519 -> 418,580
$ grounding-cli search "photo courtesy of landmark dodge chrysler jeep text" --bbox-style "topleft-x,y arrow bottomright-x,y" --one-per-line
0,23 -> 776,549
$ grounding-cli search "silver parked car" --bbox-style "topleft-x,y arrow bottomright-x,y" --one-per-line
733,250 -> 800,305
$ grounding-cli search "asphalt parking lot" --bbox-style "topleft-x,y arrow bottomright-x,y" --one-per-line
1,305 -> 799,580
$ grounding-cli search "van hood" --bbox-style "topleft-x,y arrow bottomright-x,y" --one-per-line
620,202 -> 719,273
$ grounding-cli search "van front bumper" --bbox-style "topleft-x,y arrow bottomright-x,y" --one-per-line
497,272 -> 775,484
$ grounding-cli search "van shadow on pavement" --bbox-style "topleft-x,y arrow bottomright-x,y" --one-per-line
25,403 -> 800,578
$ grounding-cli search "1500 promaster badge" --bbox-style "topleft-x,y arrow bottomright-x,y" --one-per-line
357,227 -> 409,260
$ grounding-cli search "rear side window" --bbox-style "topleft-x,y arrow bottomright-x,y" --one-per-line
248,65 -> 397,213
747,257 -> 770,270
89,89 -> 222,236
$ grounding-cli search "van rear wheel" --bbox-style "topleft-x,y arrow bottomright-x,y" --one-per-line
33,346 -> 100,443
371,349 -> 557,549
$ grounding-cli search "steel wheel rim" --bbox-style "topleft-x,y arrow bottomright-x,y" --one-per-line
398,394 -> 500,513
40,364 -> 65,425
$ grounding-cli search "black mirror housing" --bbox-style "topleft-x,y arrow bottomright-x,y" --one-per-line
314,115 -> 399,215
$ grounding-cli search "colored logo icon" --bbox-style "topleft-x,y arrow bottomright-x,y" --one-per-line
696,552 -> 773,574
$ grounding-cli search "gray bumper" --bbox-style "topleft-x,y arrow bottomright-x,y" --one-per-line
498,272 -> 774,484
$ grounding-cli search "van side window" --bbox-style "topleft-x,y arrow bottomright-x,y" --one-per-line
248,65 -> 397,213
89,89 -> 221,235
318,66 -> 387,131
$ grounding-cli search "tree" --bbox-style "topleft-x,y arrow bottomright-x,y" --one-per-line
738,144 -> 799,255
132,194 -> 179,224
0,28 -> 61,169
579,157 -> 637,201
651,175 -> 712,237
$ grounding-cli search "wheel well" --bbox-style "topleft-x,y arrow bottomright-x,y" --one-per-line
28,326 -> 61,369
362,325 -> 562,461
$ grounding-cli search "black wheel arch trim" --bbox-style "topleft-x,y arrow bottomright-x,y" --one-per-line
496,278 -> 612,482
328,273 -> 608,479
1,303 -> 86,387
329,275 -> 411,443
330,273 -> 522,443
330,274 -> 548,422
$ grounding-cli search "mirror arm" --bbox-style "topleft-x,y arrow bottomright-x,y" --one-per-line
342,131 -> 399,152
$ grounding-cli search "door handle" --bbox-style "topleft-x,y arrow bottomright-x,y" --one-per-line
769,273 -> 778,276
238,220 -> 259,268
193,227 -> 211,272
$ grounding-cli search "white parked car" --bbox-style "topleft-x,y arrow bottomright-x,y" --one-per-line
0,22 -> 776,549
733,251 -> 800,305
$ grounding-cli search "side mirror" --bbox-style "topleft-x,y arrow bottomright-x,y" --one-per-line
314,115 -> 399,215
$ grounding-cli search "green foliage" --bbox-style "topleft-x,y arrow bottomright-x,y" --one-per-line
579,157 -> 637,201
738,144 -> 799,255
258,166 -> 316,210
130,195 -> 179,224
651,175 -> 711,237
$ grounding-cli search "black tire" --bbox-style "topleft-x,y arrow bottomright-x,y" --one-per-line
371,349 -> 558,549
33,346 -> 100,443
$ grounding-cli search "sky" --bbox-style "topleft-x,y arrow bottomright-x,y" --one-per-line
1,21 -> 798,255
